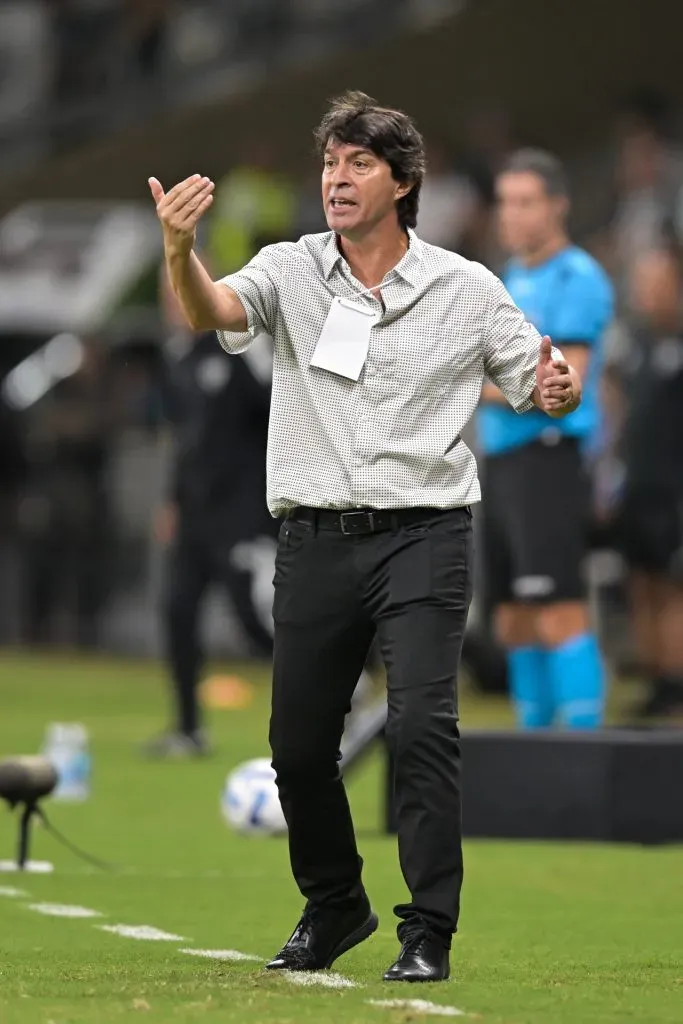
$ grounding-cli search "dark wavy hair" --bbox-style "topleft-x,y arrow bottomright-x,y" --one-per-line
313,91 -> 425,230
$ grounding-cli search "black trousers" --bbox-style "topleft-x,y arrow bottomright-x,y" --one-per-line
269,506 -> 473,940
164,524 -> 274,734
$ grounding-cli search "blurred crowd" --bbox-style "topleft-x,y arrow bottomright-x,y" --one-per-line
0,0 -> 173,155
1,77 -> 683,721
0,0 -> 441,168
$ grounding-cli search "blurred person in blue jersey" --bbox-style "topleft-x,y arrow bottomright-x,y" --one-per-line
144,264 -> 276,758
477,149 -> 614,730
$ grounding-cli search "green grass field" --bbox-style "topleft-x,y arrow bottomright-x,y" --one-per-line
0,652 -> 681,1024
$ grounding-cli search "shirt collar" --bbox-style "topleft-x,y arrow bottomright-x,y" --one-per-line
394,228 -> 424,286
321,227 -> 425,286
321,231 -> 342,279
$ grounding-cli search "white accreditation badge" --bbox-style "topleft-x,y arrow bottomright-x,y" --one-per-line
310,296 -> 378,381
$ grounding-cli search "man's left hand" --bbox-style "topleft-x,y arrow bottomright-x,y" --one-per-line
534,336 -> 581,417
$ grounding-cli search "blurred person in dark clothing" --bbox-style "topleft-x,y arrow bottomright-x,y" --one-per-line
0,399 -> 26,523
0,399 -> 27,643
231,0 -> 291,68
416,139 -> 479,254
601,91 -> 683,310
47,0 -> 120,101
460,107 -> 519,268
145,267 -> 276,758
20,336 -> 113,649
122,0 -> 170,79
612,243 -> 683,720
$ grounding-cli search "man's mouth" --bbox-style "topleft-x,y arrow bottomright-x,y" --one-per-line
329,198 -> 356,208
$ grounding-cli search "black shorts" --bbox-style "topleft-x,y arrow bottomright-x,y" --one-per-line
481,436 -> 589,605
616,485 -> 683,575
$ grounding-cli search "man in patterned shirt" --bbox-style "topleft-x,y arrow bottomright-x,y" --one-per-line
149,91 -> 582,984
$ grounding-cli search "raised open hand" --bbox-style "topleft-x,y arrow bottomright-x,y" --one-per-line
148,174 -> 215,256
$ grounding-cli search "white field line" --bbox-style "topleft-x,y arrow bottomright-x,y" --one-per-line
0,859 -> 53,873
99,924 -> 186,941
179,948 -> 263,962
282,971 -> 358,989
3,884 -> 475,1017
27,903 -> 103,918
368,998 -> 465,1017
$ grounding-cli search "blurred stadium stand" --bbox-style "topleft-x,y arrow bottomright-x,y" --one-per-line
0,0 -> 454,180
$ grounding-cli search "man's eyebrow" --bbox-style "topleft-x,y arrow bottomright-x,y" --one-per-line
324,147 -> 375,160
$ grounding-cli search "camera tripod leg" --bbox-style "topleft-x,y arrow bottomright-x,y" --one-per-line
17,804 -> 34,870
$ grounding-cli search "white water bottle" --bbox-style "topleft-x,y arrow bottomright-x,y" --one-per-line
41,723 -> 91,802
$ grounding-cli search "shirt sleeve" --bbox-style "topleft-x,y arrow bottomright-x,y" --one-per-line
483,275 -> 545,413
552,268 -> 614,343
216,244 -> 282,353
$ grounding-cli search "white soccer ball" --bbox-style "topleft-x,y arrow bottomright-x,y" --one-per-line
221,758 -> 287,836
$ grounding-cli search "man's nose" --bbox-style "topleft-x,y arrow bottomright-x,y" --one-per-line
330,164 -> 350,186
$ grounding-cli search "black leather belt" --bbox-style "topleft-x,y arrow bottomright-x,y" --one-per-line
288,505 -> 463,536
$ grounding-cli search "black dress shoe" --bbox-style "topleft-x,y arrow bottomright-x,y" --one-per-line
266,898 -> 378,971
384,928 -> 450,982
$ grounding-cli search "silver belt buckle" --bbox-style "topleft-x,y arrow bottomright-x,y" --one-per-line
340,510 -> 375,535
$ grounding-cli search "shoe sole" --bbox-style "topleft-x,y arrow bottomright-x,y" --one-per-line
383,968 -> 450,983
325,911 -> 379,968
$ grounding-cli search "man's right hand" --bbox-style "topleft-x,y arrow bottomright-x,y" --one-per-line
148,173 -> 248,334
148,175 -> 215,257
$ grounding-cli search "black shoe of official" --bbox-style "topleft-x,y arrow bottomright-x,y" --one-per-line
265,898 -> 378,971
141,730 -> 210,759
384,926 -> 450,982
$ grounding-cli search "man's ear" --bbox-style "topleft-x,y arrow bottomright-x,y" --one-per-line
555,194 -> 570,222
395,181 -> 414,201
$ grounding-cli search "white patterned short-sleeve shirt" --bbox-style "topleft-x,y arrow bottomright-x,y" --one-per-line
218,229 -> 545,518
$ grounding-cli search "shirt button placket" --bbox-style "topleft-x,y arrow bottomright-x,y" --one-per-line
351,401 -> 371,503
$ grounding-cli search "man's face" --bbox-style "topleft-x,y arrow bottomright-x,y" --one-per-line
322,140 -> 407,238
496,171 -> 566,257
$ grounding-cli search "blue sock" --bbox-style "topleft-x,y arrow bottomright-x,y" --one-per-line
546,633 -> 605,729
507,646 -> 554,728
